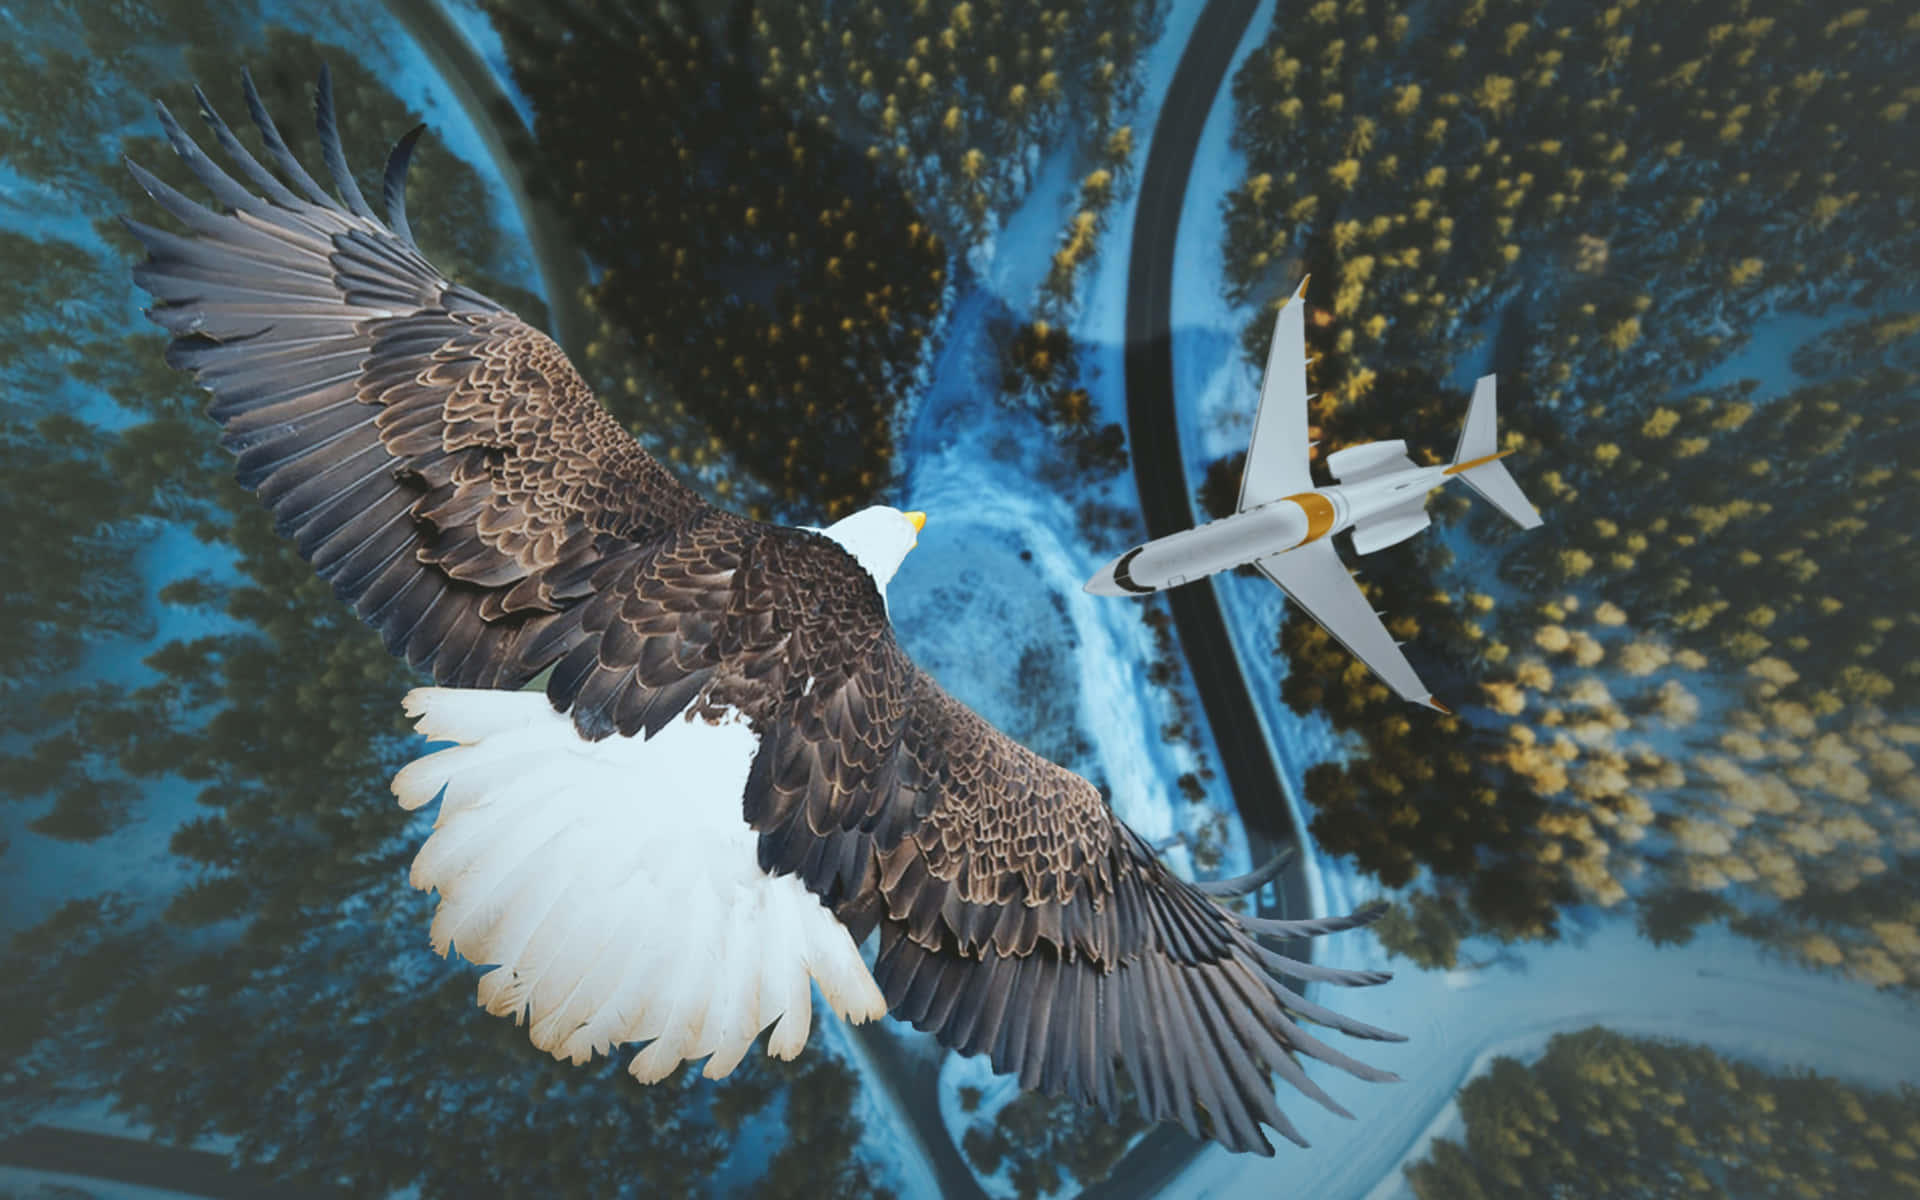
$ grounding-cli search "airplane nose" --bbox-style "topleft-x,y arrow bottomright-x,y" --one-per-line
1085,559 -> 1124,596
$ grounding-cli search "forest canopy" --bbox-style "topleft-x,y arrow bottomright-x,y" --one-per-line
1406,1026 -> 1920,1199
1215,0 -> 1918,985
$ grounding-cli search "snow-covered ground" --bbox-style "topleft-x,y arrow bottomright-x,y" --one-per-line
0,1171 -> 211,1200
0,1097 -> 250,1200
933,1051 -> 1026,1197
890,306 -> 1207,854
1175,854 -> 1920,1198
892,0 -> 1279,911
1689,296 -> 1916,404
1061,0 -> 1263,866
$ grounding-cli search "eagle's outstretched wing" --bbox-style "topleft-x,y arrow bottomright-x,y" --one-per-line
127,69 -> 1401,1155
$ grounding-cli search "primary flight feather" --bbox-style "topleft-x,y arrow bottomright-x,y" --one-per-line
123,66 -> 1404,1154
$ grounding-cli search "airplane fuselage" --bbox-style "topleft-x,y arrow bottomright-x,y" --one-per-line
1087,464 -> 1454,595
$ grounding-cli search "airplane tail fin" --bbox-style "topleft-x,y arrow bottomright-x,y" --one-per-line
1446,375 -> 1543,530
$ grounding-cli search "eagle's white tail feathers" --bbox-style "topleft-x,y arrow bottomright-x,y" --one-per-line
401,685 -> 543,743
393,686 -> 886,1082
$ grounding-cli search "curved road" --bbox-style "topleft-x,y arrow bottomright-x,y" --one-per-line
385,0 -> 596,357
1088,0 -> 1334,1193
0,1127 -> 342,1200
1125,0 -> 1293,851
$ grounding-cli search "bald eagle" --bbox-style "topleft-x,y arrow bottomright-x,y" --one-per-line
123,68 -> 1404,1154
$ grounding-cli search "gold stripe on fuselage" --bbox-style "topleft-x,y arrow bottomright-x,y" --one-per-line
1285,492 -> 1337,544
1442,448 -> 1517,476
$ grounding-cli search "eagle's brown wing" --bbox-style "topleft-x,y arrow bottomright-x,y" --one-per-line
128,70 -> 1402,1155
744,653 -> 1405,1154
126,67 -> 777,728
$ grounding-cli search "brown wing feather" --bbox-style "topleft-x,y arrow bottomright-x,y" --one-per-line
128,72 -> 1403,1154
127,74 -> 720,716
774,668 -> 1407,1154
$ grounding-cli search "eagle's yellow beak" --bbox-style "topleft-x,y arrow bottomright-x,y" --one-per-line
905,510 -> 927,534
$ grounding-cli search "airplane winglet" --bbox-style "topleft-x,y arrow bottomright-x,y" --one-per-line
1239,275 -> 1318,511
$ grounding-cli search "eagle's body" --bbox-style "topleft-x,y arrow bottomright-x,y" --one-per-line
124,67 -> 1406,1155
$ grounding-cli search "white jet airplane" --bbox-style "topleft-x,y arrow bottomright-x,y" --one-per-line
1087,277 -> 1544,712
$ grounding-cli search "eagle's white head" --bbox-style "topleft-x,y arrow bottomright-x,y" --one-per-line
820,506 -> 925,598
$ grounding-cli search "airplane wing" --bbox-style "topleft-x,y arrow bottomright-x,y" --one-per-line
1254,540 -> 1446,711
1237,276 -> 1316,511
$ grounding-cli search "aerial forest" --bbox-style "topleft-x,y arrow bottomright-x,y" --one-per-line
1213,0 -> 1918,987
1406,1027 -> 1920,1198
